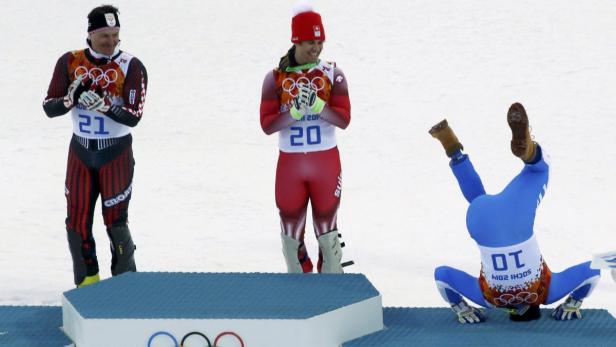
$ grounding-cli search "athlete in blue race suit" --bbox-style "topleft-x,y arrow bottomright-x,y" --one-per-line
430,103 -> 601,323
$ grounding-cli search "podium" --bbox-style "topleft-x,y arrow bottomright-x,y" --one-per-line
61,272 -> 383,347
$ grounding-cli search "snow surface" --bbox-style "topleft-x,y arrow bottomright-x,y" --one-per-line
1,0 -> 615,316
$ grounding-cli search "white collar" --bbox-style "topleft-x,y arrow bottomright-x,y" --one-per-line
88,46 -> 120,60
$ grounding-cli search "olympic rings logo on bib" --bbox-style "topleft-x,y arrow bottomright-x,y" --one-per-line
147,330 -> 244,347
282,76 -> 325,97
74,66 -> 118,88
493,291 -> 539,306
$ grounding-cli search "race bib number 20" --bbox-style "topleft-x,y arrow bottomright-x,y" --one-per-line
290,125 -> 321,146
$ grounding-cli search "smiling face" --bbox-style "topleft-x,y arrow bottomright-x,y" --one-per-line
88,27 -> 120,56
293,40 -> 324,65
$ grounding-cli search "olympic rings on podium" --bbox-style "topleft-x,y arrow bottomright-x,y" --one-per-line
147,330 -> 244,347
181,331 -> 211,346
214,331 -> 245,347
148,331 -> 178,347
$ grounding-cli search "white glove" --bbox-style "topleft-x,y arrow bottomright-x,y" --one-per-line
552,296 -> 582,320
296,83 -> 317,109
451,300 -> 486,324
64,75 -> 90,108
78,90 -> 111,113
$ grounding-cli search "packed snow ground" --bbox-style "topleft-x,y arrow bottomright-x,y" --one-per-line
1,0 -> 615,316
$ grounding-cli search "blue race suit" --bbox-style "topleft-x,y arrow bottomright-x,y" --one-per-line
435,145 -> 600,309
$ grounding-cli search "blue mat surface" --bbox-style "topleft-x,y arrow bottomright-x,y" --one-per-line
344,307 -> 616,346
64,272 -> 380,319
0,306 -> 71,347
2,306 -> 615,346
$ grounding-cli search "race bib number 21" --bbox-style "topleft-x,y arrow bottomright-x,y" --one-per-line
79,114 -> 109,135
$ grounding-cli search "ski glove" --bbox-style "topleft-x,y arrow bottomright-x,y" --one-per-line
552,296 -> 582,320
78,90 -> 111,113
290,83 -> 326,120
296,83 -> 325,114
64,75 -> 92,108
451,300 -> 486,324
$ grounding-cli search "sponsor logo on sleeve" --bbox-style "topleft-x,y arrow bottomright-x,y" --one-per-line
129,89 -> 136,105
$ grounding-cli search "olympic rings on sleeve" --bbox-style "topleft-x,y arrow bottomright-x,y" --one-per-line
147,331 -> 179,347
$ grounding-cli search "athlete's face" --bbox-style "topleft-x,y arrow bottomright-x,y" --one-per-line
89,28 -> 120,56
294,40 -> 323,65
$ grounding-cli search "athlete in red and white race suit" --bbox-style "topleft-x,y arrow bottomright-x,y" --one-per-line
43,5 -> 147,287
260,7 -> 351,273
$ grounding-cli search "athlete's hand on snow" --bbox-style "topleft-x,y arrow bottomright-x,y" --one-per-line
78,88 -> 112,113
451,300 -> 486,324
552,296 -> 583,320
64,75 -> 92,108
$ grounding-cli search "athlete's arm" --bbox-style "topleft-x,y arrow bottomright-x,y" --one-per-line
319,67 -> 350,129
103,58 -> 148,127
43,53 -> 72,118
260,71 -> 295,135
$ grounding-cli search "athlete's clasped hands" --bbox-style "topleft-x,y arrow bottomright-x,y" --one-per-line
63,74 -> 91,108
294,83 -> 316,110
63,74 -> 111,112
79,89 -> 112,112
290,83 -> 325,120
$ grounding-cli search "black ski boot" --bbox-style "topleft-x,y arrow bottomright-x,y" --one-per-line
108,225 -> 137,276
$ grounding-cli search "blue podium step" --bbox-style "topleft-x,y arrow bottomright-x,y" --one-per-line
0,306 -> 72,347
63,272 -> 379,319
62,272 -> 383,346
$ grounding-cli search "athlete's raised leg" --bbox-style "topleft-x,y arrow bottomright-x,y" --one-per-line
430,119 -> 486,203
496,103 -> 549,239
